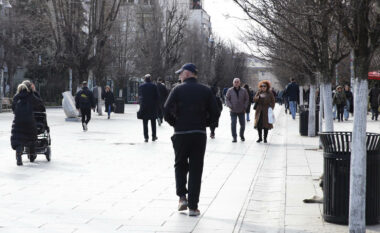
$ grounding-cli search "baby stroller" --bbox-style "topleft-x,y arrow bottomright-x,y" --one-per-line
23,112 -> 51,162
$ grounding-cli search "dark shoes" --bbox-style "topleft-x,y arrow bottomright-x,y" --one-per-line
152,137 -> 158,142
241,137 -> 245,142
264,139 -> 267,143
210,133 -> 215,139
16,151 -> 23,166
178,196 -> 188,211
232,138 -> 237,143
144,138 -> 148,143
256,138 -> 262,143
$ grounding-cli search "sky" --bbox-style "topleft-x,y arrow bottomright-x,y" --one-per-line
203,0 -> 250,50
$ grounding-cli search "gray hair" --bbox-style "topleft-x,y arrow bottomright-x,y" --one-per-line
16,83 -> 30,94
22,80 -> 32,90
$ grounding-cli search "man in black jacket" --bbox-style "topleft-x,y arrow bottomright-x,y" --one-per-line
138,74 -> 160,142
164,63 -> 219,217
75,81 -> 95,131
156,78 -> 168,126
284,78 -> 299,119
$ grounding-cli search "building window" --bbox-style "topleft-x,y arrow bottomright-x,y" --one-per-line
191,0 -> 201,9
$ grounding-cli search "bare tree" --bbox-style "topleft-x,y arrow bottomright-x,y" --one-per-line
49,0 -> 121,93
331,1 -> 380,231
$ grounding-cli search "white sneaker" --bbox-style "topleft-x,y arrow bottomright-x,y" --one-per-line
189,209 -> 200,216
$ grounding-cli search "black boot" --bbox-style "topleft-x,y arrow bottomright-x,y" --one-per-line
256,129 -> 262,143
264,129 -> 268,143
16,146 -> 23,166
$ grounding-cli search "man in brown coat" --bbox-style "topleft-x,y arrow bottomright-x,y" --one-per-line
226,78 -> 249,142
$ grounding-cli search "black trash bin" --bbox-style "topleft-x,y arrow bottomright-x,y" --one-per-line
320,132 -> 380,225
114,98 -> 125,114
299,108 -> 319,136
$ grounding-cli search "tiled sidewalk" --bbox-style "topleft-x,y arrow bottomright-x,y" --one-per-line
0,105 -> 380,233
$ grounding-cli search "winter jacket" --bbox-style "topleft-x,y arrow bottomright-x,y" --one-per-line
138,81 -> 160,119
225,87 -> 249,113
102,90 -> 115,111
75,87 -> 95,109
254,91 -> 275,129
369,87 -> 380,108
164,77 -> 220,133
285,82 -> 300,102
345,90 -> 354,113
157,82 -> 168,106
10,90 -> 41,150
333,91 -> 347,106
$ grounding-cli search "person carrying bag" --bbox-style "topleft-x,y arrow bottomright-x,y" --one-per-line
253,80 -> 275,143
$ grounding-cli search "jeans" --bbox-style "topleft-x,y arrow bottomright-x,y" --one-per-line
143,118 -> 157,139
332,105 -> 337,119
80,108 -> 91,124
246,113 -> 250,121
107,104 -> 111,117
343,100 -> 350,120
172,133 -> 207,210
289,101 -> 297,119
230,112 -> 245,139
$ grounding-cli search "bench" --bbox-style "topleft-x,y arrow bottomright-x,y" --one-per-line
1,97 -> 12,111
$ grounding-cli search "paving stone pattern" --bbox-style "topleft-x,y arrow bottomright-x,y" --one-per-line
0,105 -> 380,233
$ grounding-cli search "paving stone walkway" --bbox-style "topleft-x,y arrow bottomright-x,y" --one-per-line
0,105 -> 379,233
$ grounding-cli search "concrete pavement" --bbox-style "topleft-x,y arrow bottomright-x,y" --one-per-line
0,105 -> 379,233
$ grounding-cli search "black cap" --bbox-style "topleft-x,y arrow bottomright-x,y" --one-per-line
175,63 -> 198,75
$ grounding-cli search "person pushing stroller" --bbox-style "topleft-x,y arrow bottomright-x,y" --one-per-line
11,82 -> 46,166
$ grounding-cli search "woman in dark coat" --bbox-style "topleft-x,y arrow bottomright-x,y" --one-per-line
102,86 -> 115,119
253,80 -> 275,143
210,86 -> 223,139
243,84 -> 253,122
11,84 -> 43,166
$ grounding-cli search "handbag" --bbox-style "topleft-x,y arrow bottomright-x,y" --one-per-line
268,107 -> 275,124
137,109 -> 143,119
253,102 -> 258,110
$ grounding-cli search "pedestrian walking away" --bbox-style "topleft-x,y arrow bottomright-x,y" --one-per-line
157,78 -> 168,126
92,85 -> 99,113
11,83 -> 45,166
344,84 -> 353,120
164,63 -> 219,217
369,84 -> 380,121
333,86 -> 346,122
210,86 -> 223,139
102,86 -> 115,119
284,78 -> 299,119
254,80 -> 275,143
243,84 -> 253,122
75,81 -> 95,131
138,74 -> 160,142
225,78 -> 249,142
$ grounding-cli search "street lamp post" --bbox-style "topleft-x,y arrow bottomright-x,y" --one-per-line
0,0 -> 12,113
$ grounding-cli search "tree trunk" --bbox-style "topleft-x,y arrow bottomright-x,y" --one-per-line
319,84 -> 324,148
349,78 -> 368,233
299,86 -> 304,106
308,84 -> 316,137
349,54 -> 370,233
321,82 -> 334,132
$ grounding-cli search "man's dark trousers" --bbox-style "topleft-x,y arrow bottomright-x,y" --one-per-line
172,133 -> 207,210
230,112 -> 245,139
80,108 -> 91,124
143,118 -> 157,139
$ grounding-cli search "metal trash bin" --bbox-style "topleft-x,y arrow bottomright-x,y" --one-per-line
114,98 -> 125,114
319,132 -> 380,225
299,108 -> 319,136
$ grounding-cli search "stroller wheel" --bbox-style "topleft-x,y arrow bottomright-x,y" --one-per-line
45,146 -> 51,162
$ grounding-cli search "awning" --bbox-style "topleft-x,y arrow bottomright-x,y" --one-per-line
369,71 -> 380,80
